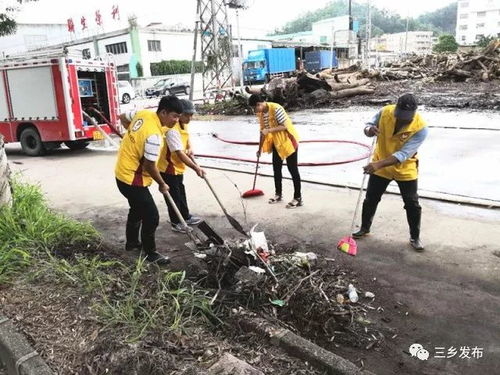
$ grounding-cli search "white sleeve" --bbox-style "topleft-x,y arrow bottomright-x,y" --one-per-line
124,109 -> 137,122
274,107 -> 286,125
144,134 -> 161,161
166,130 -> 183,152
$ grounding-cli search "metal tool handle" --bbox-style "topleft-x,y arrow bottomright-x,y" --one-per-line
252,134 -> 263,190
349,137 -> 377,234
251,155 -> 260,190
164,190 -> 189,228
203,175 -> 228,215
164,190 -> 199,244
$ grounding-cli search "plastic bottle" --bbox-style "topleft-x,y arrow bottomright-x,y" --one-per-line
348,284 -> 359,303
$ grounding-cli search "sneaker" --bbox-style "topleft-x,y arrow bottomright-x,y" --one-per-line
145,251 -> 171,265
125,242 -> 142,251
171,223 -> 189,233
352,228 -> 370,239
185,215 -> 202,225
410,238 -> 425,252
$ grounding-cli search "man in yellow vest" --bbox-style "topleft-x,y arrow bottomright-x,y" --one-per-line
248,94 -> 302,208
157,99 -> 205,233
353,93 -> 429,251
115,96 -> 183,265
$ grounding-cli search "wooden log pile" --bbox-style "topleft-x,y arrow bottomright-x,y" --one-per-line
245,65 -> 376,107
242,40 -> 499,108
363,40 -> 500,83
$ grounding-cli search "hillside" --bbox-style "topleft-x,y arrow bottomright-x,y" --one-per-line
273,1 -> 457,36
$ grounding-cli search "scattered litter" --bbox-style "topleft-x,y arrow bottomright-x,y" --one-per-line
194,253 -> 207,259
292,252 -> 318,267
270,299 -> 286,307
364,291 -> 375,298
336,294 -> 345,304
348,284 -> 359,303
356,317 -> 372,325
248,266 -> 265,274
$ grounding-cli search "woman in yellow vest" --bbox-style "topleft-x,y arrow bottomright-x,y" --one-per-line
157,99 -> 205,233
353,94 -> 429,251
248,95 -> 302,208
115,96 -> 183,265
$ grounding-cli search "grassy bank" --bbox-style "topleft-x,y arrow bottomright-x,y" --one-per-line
0,180 -> 216,344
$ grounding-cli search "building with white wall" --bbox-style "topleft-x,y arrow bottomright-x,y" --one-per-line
369,31 -> 434,55
456,0 -> 500,45
0,23 -> 68,57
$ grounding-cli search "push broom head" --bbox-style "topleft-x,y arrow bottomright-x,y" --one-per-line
241,189 -> 264,198
337,236 -> 357,256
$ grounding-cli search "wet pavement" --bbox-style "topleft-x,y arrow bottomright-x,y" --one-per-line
187,107 -> 500,203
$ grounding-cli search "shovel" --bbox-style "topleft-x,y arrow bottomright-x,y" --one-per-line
163,190 -> 201,247
203,175 -> 248,237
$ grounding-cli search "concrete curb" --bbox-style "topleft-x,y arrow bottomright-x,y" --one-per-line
237,312 -> 376,375
0,316 -> 53,375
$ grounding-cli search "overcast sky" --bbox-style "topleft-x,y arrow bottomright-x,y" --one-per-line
15,0 -> 457,38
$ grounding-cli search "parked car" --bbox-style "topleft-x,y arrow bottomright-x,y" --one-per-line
144,78 -> 190,97
118,81 -> 136,104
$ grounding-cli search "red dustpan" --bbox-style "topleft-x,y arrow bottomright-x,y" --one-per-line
337,236 -> 358,256
242,154 -> 264,198
337,138 -> 376,257
336,171 -> 368,257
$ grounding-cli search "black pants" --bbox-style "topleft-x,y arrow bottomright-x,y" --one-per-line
116,179 -> 159,254
361,174 -> 421,239
161,173 -> 190,225
272,147 -> 301,199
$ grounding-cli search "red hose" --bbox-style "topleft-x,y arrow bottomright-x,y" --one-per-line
197,133 -> 371,166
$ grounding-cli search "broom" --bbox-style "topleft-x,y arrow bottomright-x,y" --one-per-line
242,135 -> 264,198
337,137 -> 376,256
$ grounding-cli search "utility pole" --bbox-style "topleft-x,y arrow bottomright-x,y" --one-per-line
348,0 -> 353,31
404,8 -> 409,58
190,0 -> 233,99
226,0 -> 248,91
365,0 -> 371,68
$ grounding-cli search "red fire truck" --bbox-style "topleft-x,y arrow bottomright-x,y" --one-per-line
0,50 -> 119,156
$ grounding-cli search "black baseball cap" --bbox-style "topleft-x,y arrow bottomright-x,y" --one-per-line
395,93 -> 418,121
179,99 -> 196,114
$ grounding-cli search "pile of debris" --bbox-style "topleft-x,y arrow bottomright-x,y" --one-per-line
245,64 -> 376,109
197,229 -> 389,351
243,40 -> 500,109
364,39 -> 500,83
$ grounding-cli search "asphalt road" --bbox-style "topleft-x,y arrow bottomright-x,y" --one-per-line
5,137 -> 500,374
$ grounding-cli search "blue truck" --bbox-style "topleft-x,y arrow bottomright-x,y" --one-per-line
304,50 -> 338,73
243,48 -> 296,84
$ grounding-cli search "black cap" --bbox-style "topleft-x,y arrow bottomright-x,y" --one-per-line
179,99 -> 196,114
395,93 -> 418,121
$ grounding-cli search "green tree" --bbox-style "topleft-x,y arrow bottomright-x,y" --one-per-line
136,62 -> 143,77
1,1 -> 37,37
272,0 -> 457,37
416,3 -> 457,35
476,35 -> 498,48
433,34 -> 459,53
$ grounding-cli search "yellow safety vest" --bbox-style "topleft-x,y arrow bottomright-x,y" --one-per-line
258,102 -> 300,160
158,122 -> 190,175
373,104 -> 427,181
115,110 -> 163,187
